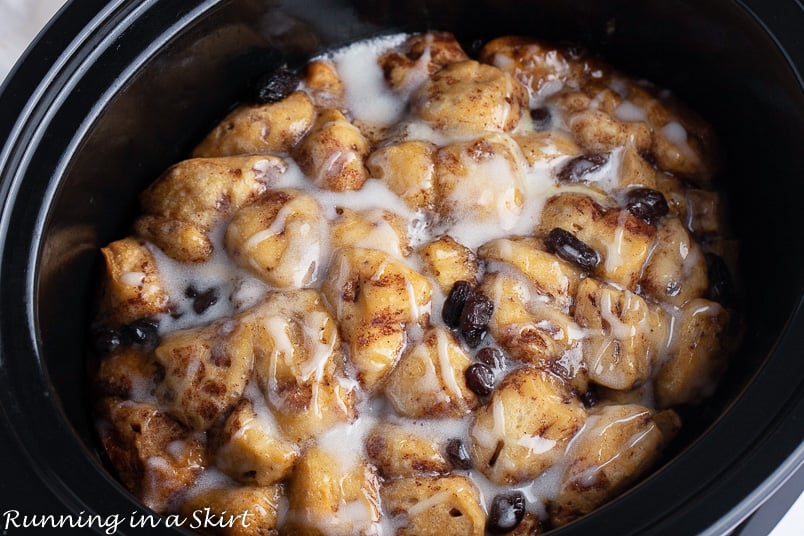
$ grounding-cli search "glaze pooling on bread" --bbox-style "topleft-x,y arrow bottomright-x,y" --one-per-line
93,31 -> 735,533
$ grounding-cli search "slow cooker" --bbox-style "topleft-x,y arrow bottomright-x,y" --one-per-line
0,0 -> 801,534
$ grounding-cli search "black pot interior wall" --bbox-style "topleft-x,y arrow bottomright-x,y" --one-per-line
30,0 -> 802,519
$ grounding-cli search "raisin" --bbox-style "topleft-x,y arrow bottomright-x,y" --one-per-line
459,293 -> 494,347
530,107 -> 552,131
557,153 -> 609,182
476,347 -> 503,369
124,319 -> 160,348
193,288 -> 219,315
544,228 -> 600,272
446,438 -> 473,470
580,386 -> 599,408
487,492 -> 526,533
625,187 -> 669,224
443,280 -> 474,328
465,363 -> 494,396
94,327 -> 124,354
253,64 -> 299,104
640,150 -> 658,167
705,252 -> 735,306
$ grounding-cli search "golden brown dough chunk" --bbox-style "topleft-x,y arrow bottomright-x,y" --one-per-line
211,398 -> 299,486
97,398 -> 206,513
618,146 -> 657,189
470,367 -> 586,484
574,278 -> 669,391
641,93 -> 717,182
513,130 -> 582,166
435,133 -> 526,232
411,60 -> 528,133
549,404 -> 667,527
553,82 -> 652,154
385,327 -> 479,418
292,109 -> 370,191
366,140 -> 436,211
248,290 -> 357,442
283,444 -> 381,535
480,271 -> 587,393
331,207 -> 411,258
479,237 -> 582,311
135,155 -> 288,262
154,319 -> 254,431
321,247 -> 431,392
653,173 -> 686,218
655,299 -> 730,407
549,75 -> 716,181
95,346 -> 160,400
225,189 -> 327,288
192,92 -> 315,157
365,422 -> 451,478
640,217 -> 708,306
179,484 -> 282,536
418,235 -> 479,294
302,59 -> 345,109
99,237 -> 169,326
480,36 -> 600,97
536,193 -> 655,289
379,31 -> 469,92
382,475 -> 485,536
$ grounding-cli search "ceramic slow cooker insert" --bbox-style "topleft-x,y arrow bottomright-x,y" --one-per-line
0,1 -> 801,535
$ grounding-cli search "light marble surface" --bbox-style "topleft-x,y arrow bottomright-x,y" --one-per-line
0,1 -> 800,534
0,0 -> 64,81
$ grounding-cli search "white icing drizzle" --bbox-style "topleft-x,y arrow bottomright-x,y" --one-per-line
435,328 -> 462,400
120,271 -> 146,287
103,31 -> 731,534
329,33 -> 409,127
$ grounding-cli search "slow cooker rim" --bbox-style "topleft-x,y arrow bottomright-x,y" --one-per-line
0,1 -> 801,535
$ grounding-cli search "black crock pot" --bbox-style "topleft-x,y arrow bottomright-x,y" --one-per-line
0,1 -> 801,534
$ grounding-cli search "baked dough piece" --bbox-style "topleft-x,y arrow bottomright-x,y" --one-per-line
99,237 -> 169,325
574,278 -> 670,391
384,327 -> 479,418
412,60 -> 528,134
193,91 -> 315,157
418,235 -> 479,294
135,155 -> 288,262
366,422 -> 451,478
225,189 -> 327,288
470,367 -> 586,484
435,133 -> 526,232
321,247 -> 431,392
382,475 -> 485,536
97,398 -> 206,513
179,484 -> 282,536
154,319 -> 254,431
366,140 -> 437,211
639,217 -> 708,307
536,193 -> 655,289
248,290 -> 357,442
292,109 -> 370,192
379,31 -> 469,93
283,444 -> 381,535
549,404 -> 676,527
211,398 -> 299,486
654,299 -> 730,407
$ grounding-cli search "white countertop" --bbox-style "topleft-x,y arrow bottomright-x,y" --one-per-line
0,1 -> 800,534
